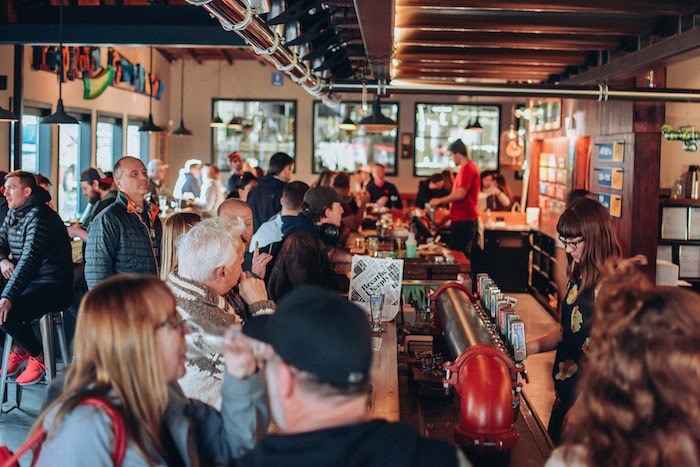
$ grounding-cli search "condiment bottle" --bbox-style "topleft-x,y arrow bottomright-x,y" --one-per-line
406,232 -> 418,258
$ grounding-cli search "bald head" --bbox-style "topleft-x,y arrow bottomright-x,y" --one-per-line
218,198 -> 253,245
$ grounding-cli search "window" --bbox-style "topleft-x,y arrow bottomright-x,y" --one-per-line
126,118 -> 148,164
211,99 -> 296,172
414,103 -> 500,177
95,114 -> 123,171
19,109 -> 52,174
312,101 -> 399,175
57,112 -> 91,221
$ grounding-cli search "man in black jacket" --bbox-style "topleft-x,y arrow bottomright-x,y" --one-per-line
0,171 -> 73,385
85,156 -> 162,289
247,152 -> 294,232
240,286 -> 469,467
266,186 -> 351,301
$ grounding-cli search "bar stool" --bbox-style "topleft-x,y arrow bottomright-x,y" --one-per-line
0,310 -> 70,413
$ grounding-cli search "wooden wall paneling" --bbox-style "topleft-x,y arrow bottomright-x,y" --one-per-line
526,138 -> 544,208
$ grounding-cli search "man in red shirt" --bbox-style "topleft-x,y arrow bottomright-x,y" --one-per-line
429,139 -> 480,258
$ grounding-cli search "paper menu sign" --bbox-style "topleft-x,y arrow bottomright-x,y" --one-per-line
349,255 -> 404,322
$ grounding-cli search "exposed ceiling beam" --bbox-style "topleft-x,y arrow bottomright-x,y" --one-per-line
565,24 -> 700,84
396,0 -> 697,15
353,0 -> 394,81
397,48 -> 588,65
396,31 -> 620,51
395,12 -> 657,35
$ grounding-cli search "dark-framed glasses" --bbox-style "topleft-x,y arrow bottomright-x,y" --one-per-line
558,236 -> 584,249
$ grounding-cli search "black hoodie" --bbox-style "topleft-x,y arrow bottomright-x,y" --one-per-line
236,419 -> 462,467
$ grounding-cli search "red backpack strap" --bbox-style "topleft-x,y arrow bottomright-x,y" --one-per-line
80,397 -> 128,466
0,428 -> 47,467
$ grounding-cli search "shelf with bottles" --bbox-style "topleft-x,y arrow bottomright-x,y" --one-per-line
528,231 -> 560,315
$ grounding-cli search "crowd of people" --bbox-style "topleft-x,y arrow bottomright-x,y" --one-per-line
0,143 -> 697,466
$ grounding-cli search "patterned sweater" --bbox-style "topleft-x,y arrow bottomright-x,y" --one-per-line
166,270 -> 274,409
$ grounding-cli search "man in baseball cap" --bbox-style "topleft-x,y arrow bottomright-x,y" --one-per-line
239,285 -> 468,467
266,186 -> 352,301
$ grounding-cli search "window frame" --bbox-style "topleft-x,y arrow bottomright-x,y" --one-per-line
311,100 -> 399,176
210,98 -> 297,175
413,102 -> 501,177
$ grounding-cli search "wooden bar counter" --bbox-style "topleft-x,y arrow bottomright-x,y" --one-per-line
367,321 -> 400,421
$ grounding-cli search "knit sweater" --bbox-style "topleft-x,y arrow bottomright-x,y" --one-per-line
167,271 -> 274,409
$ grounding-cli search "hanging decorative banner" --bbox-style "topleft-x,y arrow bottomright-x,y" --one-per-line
83,65 -> 115,99
597,193 -> 622,218
32,45 -> 164,101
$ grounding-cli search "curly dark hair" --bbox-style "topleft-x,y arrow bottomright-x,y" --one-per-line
564,262 -> 700,466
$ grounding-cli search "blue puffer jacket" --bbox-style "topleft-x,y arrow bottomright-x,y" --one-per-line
85,191 -> 162,289
0,188 -> 73,304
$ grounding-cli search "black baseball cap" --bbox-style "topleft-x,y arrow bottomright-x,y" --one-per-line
80,167 -> 113,185
243,285 -> 372,384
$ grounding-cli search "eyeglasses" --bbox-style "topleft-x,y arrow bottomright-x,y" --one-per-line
156,316 -> 188,333
558,236 -> 584,249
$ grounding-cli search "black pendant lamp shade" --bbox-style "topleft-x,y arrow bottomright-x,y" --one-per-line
465,107 -> 483,132
358,96 -> 397,133
227,116 -> 243,131
210,62 -> 226,128
139,47 -> 164,133
42,0 -> 79,125
339,108 -> 357,131
0,105 -> 19,122
171,59 -> 192,136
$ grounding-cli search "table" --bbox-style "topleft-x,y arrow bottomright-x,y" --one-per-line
367,321 -> 400,421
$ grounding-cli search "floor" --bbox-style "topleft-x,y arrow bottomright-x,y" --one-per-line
0,376 -> 51,459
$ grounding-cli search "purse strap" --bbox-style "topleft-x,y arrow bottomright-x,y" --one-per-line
2,397 -> 128,467
79,397 -> 127,466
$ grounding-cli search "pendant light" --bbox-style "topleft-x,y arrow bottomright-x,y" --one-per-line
227,116 -> 243,131
41,0 -> 78,125
210,61 -> 226,128
465,106 -> 483,132
339,107 -> 357,131
171,59 -> 192,136
358,95 -> 397,133
0,102 -> 18,122
138,47 -> 164,133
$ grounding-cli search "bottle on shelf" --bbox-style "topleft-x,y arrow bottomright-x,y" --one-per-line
687,165 -> 699,200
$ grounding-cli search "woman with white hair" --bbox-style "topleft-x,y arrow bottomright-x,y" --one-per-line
166,217 -> 274,408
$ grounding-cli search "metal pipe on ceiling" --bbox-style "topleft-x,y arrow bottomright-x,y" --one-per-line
327,80 -> 700,102
186,0 -> 700,104
186,0 -> 324,97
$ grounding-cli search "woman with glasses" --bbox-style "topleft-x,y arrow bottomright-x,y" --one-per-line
31,274 -> 268,466
546,262 -> 700,466
527,197 -> 621,444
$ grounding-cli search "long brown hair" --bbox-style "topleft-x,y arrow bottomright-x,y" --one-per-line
160,211 -> 201,280
32,275 -> 176,463
556,197 -> 621,292
565,263 -> 700,466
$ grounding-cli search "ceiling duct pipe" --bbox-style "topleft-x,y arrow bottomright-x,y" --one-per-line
187,0 -> 325,98
328,81 -> 700,103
